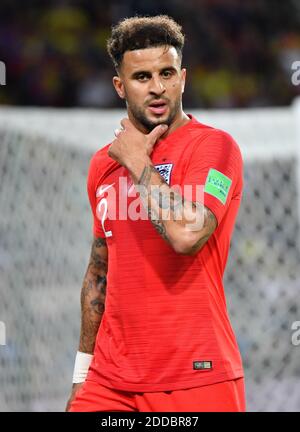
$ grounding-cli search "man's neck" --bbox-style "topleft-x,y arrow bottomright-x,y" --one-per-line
164,111 -> 190,137
128,110 -> 190,138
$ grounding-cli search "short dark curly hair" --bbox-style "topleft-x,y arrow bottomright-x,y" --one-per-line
107,15 -> 185,70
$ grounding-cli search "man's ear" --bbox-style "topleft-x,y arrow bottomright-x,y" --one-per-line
181,68 -> 186,94
113,75 -> 125,99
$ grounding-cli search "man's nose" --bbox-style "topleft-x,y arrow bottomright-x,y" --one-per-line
149,76 -> 166,95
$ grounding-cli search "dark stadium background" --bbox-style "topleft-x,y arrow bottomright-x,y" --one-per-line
0,0 -> 300,109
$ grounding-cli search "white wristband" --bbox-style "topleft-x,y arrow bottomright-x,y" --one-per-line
72,351 -> 93,383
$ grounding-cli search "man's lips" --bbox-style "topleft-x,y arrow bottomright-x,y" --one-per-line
147,100 -> 168,115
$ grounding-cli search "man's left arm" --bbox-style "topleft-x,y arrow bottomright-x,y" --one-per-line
129,160 -> 217,255
108,118 -> 239,255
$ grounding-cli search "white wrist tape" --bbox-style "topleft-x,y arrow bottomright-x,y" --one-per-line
72,351 -> 93,383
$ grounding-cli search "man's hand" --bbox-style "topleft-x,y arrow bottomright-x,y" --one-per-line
65,382 -> 84,412
108,118 -> 168,169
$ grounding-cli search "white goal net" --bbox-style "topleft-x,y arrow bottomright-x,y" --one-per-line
0,102 -> 300,411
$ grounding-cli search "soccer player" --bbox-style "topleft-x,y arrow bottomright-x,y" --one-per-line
66,15 -> 246,412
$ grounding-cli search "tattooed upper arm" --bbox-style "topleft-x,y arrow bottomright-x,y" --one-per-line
90,237 -> 108,271
84,236 -> 108,309
79,237 -> 108,353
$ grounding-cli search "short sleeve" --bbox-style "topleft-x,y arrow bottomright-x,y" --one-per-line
87,155 -> 106,239
182,130 -> 243,226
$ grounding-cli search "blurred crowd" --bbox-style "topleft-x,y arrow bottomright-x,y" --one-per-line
0,0 -> 300,108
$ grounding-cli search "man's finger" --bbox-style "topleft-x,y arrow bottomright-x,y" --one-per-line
107,141 -> 116,157
148,124 -> 168,144
114,128 -> 123,137
120,118 -> 132,130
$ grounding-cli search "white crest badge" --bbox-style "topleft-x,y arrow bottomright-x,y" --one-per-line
154,163 -> 173,185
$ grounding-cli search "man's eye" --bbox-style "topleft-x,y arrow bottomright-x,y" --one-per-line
162,70 -> 173,78
137,74 -> 149,81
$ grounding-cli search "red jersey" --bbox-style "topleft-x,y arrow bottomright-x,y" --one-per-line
86,115 -> 244,392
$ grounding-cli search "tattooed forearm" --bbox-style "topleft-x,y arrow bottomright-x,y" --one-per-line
147,206 -> 170,243
189,208 -> 217,253
79,237 -> 108,353
138,165 -> 160,187
152,187 -> 188,221
136,165 -> 167,239
132,161 -> 217,253
138,163 -> 201,224
189,234 -> 210,253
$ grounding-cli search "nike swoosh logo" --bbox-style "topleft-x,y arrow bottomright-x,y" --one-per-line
96,183 -> 115,197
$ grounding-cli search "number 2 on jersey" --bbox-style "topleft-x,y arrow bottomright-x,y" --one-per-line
96,197 -> 112,238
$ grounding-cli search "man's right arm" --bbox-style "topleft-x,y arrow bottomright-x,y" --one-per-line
66,236 -> 107,411
79,236 -> 108,354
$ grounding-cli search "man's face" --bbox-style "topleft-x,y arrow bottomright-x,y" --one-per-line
113,46 -> 186,132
